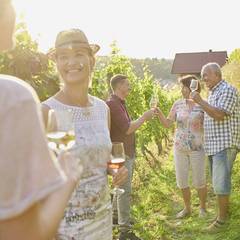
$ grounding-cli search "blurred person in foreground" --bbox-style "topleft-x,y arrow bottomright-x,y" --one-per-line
42,29 -> 128,239
190,62 -> 240,233
154,75 -> 207,219
0,1 -> 83,239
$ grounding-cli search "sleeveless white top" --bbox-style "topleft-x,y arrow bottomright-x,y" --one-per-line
43,95 -> 112,240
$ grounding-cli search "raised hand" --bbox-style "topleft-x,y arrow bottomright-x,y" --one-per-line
143,109 -> 155,121
190,91 -> 203,104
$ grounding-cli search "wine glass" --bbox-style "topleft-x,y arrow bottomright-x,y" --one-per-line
149,94 -> 159,109
108,142 -> 126,195
190,79 -> 198,92
47,109 -> 75,154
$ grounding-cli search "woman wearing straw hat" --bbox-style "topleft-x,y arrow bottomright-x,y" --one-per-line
42,29 -> 128,239
0,1 -> 84,239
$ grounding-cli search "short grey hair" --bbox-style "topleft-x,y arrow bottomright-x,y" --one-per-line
201,62 -> 222,79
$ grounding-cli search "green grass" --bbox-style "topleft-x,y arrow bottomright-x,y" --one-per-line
125,145 -> 240,240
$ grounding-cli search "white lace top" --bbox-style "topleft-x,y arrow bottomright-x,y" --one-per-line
43,95 -> 112,240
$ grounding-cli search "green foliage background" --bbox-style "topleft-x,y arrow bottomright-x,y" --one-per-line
0,23 -> 60,100
222,48 -> 240,90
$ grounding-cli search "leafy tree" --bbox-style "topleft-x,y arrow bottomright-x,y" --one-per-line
222,48 -> 240,90
0,22 -> 59,101
229,48 -> 240,64
96,55 -> 177,87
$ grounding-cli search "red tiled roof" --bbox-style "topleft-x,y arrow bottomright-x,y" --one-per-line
171,51 -> 228,74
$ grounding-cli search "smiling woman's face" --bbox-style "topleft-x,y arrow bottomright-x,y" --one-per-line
0,1 -> 16,51
55,47 -> 93,85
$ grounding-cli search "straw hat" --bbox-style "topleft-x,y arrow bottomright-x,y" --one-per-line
48,29 -> 100,57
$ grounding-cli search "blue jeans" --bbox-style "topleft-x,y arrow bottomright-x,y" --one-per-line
208,147 -> 238,195
112,157 -> 135,232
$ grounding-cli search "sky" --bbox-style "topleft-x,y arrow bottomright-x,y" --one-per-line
12,0 -> 239,59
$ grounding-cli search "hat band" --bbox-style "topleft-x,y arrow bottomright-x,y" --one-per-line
56,40 -> 90,48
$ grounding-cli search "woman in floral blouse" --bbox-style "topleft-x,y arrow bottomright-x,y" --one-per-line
155,75 -> 207,218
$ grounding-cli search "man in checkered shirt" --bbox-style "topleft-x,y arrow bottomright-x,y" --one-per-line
190,62 -> 240,233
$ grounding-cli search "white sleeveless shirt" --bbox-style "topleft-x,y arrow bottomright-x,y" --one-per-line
43,95 -> 112,240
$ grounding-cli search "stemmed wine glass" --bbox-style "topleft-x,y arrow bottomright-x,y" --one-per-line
47,109 -> 75,154
46,110 -> 84,181
190,79 -> 198,92
150,94 -> 159,109
108,142 -> 126,195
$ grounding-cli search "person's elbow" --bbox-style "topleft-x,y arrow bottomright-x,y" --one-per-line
213,111 -> 228,121
126,128 -> 132,135
124,123 -> 132,135
215,115 -> 226,121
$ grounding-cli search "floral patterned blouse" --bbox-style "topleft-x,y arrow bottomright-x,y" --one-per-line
168,99 -> 204,151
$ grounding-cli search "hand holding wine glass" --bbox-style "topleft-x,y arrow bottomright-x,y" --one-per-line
108,142 -> 126,195
47,109 -> 75,154
190,79 -> 198,92
150,94 -> 159,109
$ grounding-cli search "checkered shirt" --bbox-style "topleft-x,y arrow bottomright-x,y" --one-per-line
204,80 -> 240,156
